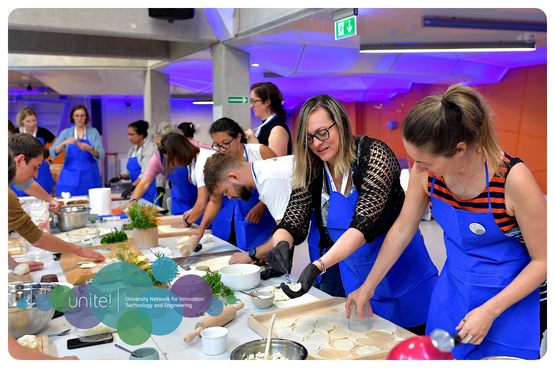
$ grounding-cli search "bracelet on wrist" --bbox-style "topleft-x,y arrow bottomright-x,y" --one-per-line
184,217 -> 192,226
129,198 -> 137,203
315,258 -> 327,275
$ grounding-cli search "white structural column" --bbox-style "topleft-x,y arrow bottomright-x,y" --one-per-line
212,44 -> 251,131
144,69 -> 170,125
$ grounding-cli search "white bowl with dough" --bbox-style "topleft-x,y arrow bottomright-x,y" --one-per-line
219,264 -> 261,291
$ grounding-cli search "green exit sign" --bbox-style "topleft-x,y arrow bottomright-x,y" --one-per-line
227,96 -> 249,104
335,15 -> 357,40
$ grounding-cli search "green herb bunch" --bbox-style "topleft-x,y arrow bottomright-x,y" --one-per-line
126,193 -> 164,230
202,270 -> 233,300
100,227 -> 128,244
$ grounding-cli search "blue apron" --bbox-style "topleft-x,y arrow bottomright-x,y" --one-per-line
325,169 -> 438,328
161,154 -> 198,217
233,147 -> 275,251
127,151 -> 159,205
55,135 -> 101,196
427,161 -> 539,360
11,135 -> 54,196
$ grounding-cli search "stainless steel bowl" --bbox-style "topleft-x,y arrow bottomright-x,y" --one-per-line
481,356 -> 526,360
230,339 -> 308,360
8,282 -> 58,339
51,206 -> 91,232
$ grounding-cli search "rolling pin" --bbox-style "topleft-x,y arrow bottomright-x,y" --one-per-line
183,302 -> 245,343
180,235 -> 200,256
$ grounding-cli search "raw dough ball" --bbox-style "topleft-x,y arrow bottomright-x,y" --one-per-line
13,263 -> 30,276
318,348 -> 350,359
17,335 -> 38,349
329,328 -> 350,339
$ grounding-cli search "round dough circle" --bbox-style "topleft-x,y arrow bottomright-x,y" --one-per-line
318,348 -> 350,359
293,325 -> 313,335
281,333 -> 304,343
307,332 -> 330,343
369,318 -> 397,333
301,342 -> 320,352
315,321 -> 337,331
277,327 -> 293,338
295,316 -> 318,326
331,338 -> 355,350
275,319 -> 295,329
355,345 -> 381,356
329,328 -> 351,339
366,330 -> 395,342
79,263 -> 98,269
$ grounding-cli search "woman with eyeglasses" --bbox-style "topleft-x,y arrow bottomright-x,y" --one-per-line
191,118 -> 277,262
244,82 -> 292,156
267,94 -> 438,335
50,104 -> 105,196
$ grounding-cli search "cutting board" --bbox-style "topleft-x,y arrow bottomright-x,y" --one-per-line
248,297 -> 416,360
157,224 -> 212,239
37,335 -> 50,355
175,250 -> 238,270
8,272 -> 32,283
60,242 -> 147,285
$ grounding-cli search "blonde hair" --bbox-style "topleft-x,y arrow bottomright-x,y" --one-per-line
402,84 -> 504,175
293,95 -> 356,188
16,107 -> 38,127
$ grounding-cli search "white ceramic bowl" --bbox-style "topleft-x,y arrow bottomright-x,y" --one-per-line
251,291 -> 275,309
219,264 -> 261,291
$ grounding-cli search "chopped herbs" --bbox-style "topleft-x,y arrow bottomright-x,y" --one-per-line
202,270 -> 233,300
100,227 -> 128,244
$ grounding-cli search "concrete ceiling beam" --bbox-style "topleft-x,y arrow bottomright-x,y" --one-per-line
233,8 -> 324,39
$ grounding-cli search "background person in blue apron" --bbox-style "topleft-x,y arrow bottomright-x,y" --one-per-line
268,94 -> 438,335
8,134 -> 62,213
11,107 -> 56,196
346,85 -> 546,360
191,117 -> 277,262
108,120 -> 158,204
49,104 -> 105,197
244,82 -> 292,156
203,153 -> 294,264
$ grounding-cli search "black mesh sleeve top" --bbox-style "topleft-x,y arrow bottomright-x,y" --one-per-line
275,136 -> 406,254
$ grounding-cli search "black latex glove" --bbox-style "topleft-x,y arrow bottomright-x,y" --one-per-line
120,184 -> 136,199
281,263 -> 320,299
108,176 -> 121,184
267,240 -> 294,275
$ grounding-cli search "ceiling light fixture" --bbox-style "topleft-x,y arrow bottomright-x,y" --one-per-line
192,100 -> 213,105
251,63 -> 260,67
360,41 -> 536,53
422,17 -> 546,32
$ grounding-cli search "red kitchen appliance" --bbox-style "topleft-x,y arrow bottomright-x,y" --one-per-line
388,329 -> 461,360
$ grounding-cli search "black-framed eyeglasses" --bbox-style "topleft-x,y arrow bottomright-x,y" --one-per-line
211,136 -> 236,151
249,99 -> 262,106
307,122 -> 336,145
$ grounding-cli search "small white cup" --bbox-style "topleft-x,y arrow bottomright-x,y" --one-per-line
201,327 -> 228,356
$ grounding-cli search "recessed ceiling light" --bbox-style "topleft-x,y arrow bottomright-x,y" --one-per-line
251,63 -> 260,67
193,101 -> 213,105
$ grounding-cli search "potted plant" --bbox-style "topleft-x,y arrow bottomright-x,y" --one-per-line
126,195 -> 162,249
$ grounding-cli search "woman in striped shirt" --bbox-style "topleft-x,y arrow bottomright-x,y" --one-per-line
346,84 -> 546,360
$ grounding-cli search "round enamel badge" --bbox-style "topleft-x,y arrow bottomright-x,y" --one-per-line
469,223 -> 486,235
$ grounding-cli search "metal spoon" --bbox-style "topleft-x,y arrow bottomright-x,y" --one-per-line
114,343 -> 142,358
46,328 -> 72,338
238,290 -> 261,299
